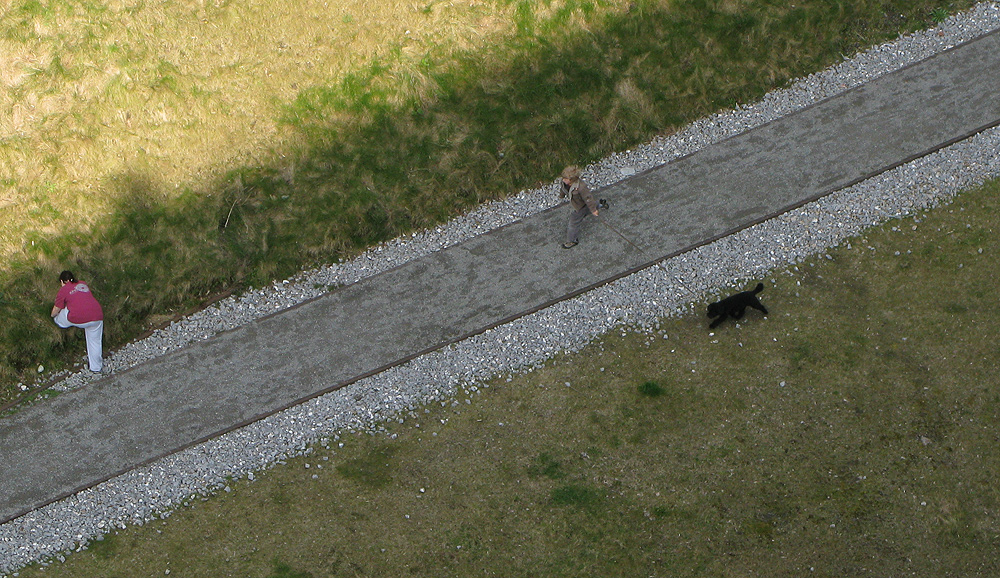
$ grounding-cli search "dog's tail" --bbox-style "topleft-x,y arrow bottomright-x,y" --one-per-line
753,282 -> 764,294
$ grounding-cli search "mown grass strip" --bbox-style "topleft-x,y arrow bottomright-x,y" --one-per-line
14,176 -> 999,578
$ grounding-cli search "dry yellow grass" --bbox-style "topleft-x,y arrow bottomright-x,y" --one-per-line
1,0 -> 972,392
0,0 -> 635,262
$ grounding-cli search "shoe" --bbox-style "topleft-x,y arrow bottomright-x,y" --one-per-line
598,199 -> 609,210
562,241 -> 578,249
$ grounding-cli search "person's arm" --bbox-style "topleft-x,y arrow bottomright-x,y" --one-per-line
52,287 -> 66,318
580,183 -> 599,216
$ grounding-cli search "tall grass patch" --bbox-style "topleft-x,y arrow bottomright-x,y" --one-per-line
0,0 -> 978,396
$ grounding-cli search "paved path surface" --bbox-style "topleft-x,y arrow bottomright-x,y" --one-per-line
3,29 -> 1000,525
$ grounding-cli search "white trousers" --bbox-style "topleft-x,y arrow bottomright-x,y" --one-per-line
54,309 -> 104,372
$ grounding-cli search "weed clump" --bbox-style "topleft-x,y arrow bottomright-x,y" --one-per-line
550,483 -> 603,508
638,380 -> 664,397
527,452 -> 565,479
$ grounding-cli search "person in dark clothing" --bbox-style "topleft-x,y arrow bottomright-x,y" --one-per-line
559,165 -> 600,249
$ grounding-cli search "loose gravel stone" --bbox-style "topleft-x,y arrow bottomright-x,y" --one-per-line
3,3 -> 1000,574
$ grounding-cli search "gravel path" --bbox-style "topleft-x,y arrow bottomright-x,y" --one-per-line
3,3 -> 1000,573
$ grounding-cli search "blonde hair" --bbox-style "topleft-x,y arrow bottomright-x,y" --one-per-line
561,165 -> 581,182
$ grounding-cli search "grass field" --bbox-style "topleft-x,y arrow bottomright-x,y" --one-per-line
13,176 -> 1000,577
0,0 -> 976,398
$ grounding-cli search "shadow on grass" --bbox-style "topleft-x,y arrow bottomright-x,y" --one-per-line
0,0 -> 966,399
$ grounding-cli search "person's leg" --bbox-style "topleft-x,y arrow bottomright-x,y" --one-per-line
53,308 -> 73,328
80,320 -> 104,372
565,206 -> 588,244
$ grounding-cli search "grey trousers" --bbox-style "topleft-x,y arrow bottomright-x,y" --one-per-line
54,309 -> 104,372
565,205 -> 591,244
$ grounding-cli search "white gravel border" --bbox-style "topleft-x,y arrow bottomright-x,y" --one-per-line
3,2 -> 1000,573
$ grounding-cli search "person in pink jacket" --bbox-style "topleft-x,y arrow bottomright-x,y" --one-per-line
51,270 -> 104,373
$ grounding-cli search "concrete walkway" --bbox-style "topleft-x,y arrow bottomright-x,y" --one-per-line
2,29 -> 1000,525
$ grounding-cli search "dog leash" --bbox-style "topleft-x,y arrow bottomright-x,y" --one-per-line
593,212 -> 698,297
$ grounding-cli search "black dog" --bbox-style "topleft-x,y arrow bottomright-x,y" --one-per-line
707,283 -> 768,328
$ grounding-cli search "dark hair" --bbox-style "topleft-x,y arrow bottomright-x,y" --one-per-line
59,270 -> 77,283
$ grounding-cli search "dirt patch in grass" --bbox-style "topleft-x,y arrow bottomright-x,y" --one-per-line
17,180 -> 1000,577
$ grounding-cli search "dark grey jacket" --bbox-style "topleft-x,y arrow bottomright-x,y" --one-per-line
561,180 -> 597,212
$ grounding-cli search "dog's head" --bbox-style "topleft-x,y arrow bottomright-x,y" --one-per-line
706,301 -> 721,318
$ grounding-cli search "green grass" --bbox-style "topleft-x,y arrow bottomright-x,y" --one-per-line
0,0 -> 977,400
14,178 -> 1000,577
638,379 -> 665,397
